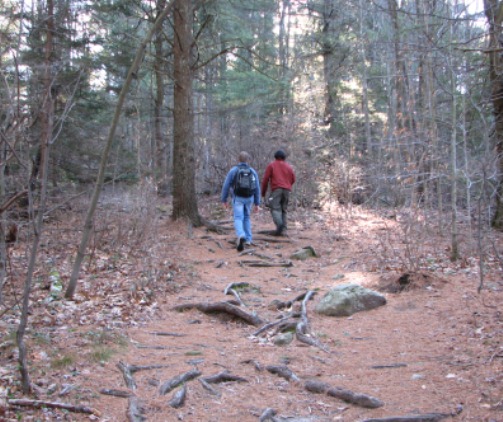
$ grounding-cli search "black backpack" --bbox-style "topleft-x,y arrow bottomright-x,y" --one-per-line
233,165 -> 256,198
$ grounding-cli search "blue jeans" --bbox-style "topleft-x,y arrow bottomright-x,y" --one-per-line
233,196 -> 254,242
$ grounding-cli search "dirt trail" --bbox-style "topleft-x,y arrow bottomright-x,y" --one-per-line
1,204 -> 501,421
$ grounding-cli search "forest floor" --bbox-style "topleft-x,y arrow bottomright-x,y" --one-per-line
0,186 -> 502,421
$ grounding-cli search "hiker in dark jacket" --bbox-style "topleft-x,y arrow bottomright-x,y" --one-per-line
261,149 -> 296,236
221,151 -> 261,251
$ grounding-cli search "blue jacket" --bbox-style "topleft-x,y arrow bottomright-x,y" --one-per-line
221,163 -> 261,206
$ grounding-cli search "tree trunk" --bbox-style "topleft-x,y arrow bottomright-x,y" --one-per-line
485,0 -> 503,229
17,0 -> 56,393
171,0 -> 201,225
65,1 -> 176,299
154,0 -> 168,196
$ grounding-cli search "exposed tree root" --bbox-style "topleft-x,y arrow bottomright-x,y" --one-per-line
99,388 -> 132,398
159,369 -> 202,395
168,385 -> 187,408
173,301 -> 265,326
224,282 -> 253,306
117,361 -> 136,390
7,398 -> 100,416
126,395 -> 146,422
240,259 -> 293,268
265,365 -> 300,383
201,369 -> 248,384
305,380 -> 383,409
148,331 -> 185,337
259,407 -> 279,421
252,312 -> 299,337
296,291 -> 329,353
361,413 -> 455,422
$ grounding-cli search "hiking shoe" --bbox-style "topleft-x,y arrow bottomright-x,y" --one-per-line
237,237 -> 245,252
274,225 -> 284,236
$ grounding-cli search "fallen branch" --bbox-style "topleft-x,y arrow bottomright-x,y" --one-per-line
159,369 -> 201,395
8,398 -> 100,416
305,380 -> 383,409
173,301 -> 265,326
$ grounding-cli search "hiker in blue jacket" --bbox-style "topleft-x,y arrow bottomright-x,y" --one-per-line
221,151 -> 261,251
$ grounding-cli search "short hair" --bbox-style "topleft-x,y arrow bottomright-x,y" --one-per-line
274,149 -> 286,160
239,151 -> 250,163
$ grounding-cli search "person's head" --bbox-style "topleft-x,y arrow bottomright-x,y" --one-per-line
238,151 -> 251,163
274,149 -> 286,160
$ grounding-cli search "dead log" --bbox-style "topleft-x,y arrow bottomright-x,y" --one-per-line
8,398 -> 100,416
305,380 -> 383,409
99,388 -> 132,398
117,361 -> 136,390
265,365 -> 300,383
127,395 -> 146,422
159,369 -> 201,395
168,385 -> 187,408
362,414 -> 453,422
173,301 -> 265,326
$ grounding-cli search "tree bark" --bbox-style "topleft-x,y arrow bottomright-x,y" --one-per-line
171,0 -> 201,225
485,0 -> 503,229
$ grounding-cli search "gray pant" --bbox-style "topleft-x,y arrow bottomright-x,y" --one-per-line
268,188 -> 290,231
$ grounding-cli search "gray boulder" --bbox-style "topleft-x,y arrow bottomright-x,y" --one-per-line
315,284 -> 386,317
